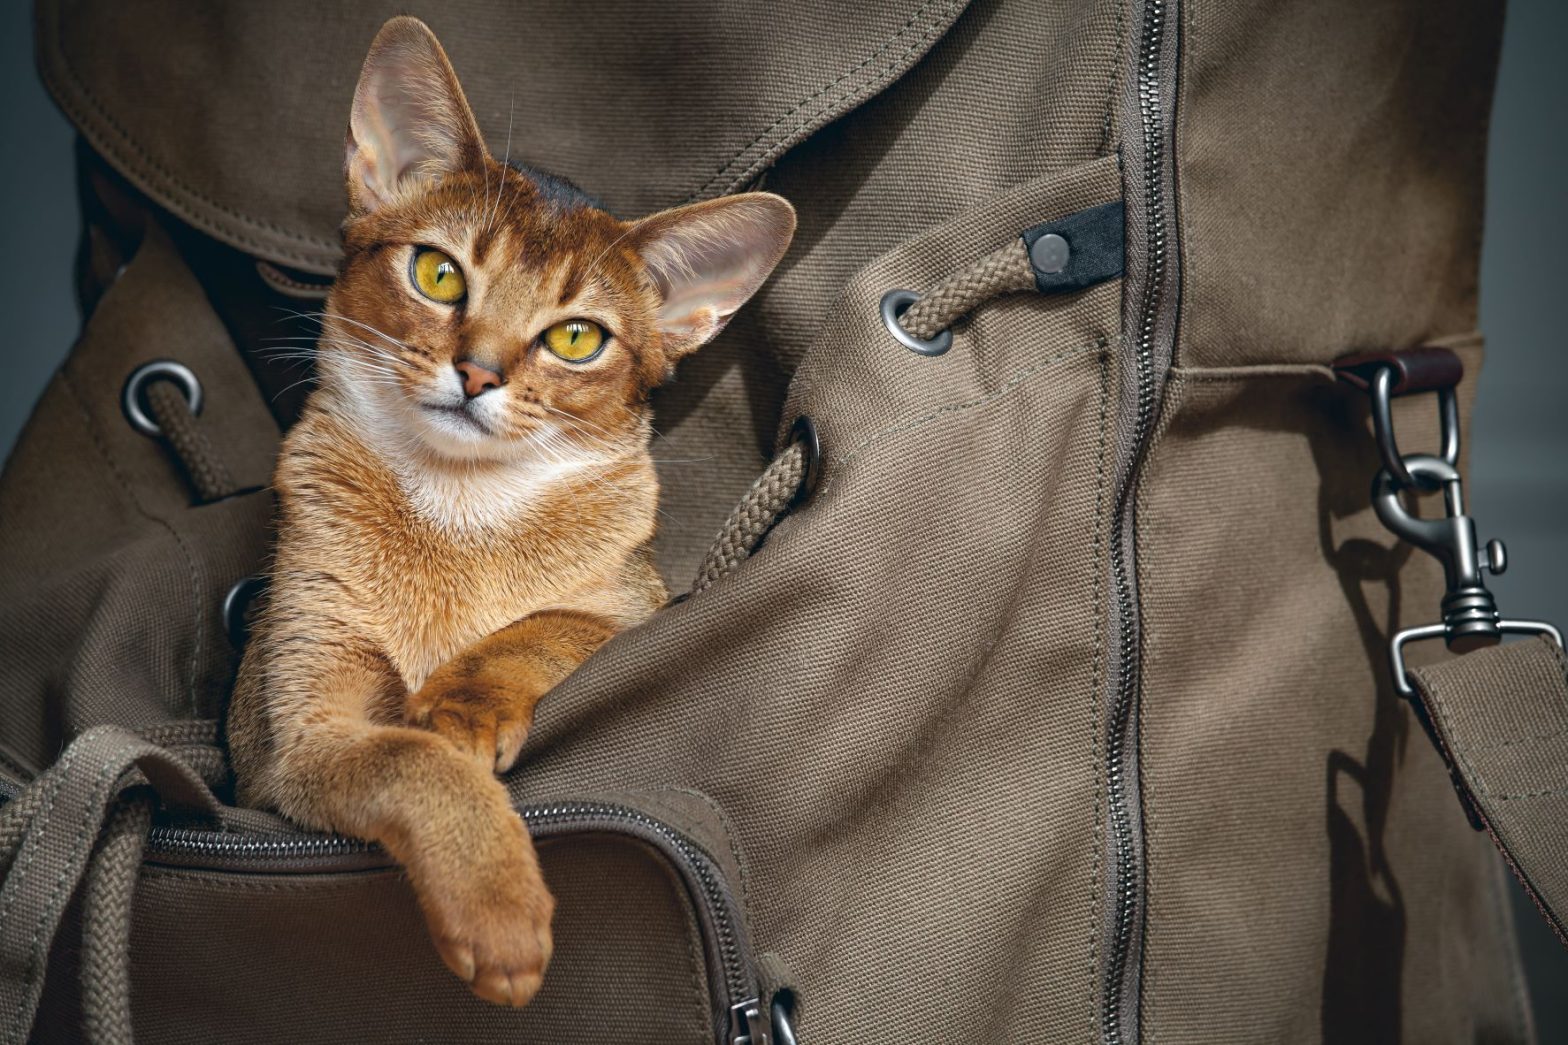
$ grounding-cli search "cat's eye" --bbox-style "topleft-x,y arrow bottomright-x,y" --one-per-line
409,247 -> 466,304
542,319 -> 606,363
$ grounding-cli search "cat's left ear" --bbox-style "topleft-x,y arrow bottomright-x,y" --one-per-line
346,17 -> 489,216
633,193 -> 796,360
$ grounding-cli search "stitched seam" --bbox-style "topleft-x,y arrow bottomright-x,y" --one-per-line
39,7 -> 335,251
64,373 -> 205,716
36,6 -> 336,269
1167,364 -> 1338,383
255,261 -> 332,298
1495,786 -> 1568,801
668,858 -> 712,1038
828,338 -> 1104,478
638,785 -> 752,915
1135,367 -> 1175,1041
1085,347 -> 1111,1033
1097,0 -> 1126,158
1417,670 -> 1492,797
693,0 -> 963,198
1468,725 -> 1568,754
1417,640 -> 1568,804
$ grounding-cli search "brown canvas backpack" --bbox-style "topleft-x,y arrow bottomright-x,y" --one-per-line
2,1 -> 1564,1043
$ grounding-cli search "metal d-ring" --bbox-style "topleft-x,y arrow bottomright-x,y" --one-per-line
1369,364 -> 1459,489
1390,619 -> 1564,700
122,360 -> 204,438
880,289 -> 953,356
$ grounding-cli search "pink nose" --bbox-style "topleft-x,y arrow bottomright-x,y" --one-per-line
454,360 -> 502,398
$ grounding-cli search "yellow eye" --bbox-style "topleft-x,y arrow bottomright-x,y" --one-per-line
543,319 -> 606,362
410,247 -> 466,303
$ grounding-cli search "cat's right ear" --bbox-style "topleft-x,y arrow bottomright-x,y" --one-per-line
345,17 -> 488,216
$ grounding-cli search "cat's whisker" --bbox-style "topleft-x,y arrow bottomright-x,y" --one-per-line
279,308 -> 416,358
485,97 -> 516,237
583,222 -> 641,275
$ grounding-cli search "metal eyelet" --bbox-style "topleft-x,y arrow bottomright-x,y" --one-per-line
222,575 -> 268,649
122,360 -> 203,437
789,415 -> 823,506
879,289 -> 953,356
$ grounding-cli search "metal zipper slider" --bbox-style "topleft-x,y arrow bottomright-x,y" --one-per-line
729,998 -> 773,1045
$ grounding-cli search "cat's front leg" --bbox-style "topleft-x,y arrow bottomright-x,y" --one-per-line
406,608 -> 616,772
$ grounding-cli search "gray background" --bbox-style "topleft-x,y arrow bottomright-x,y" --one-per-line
1,1 -> 1564,1038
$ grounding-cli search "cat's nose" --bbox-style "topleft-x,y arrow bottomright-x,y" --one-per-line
454,360 -> 503,398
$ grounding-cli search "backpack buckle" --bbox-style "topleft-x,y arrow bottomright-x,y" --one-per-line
1335,347 -> 1562,698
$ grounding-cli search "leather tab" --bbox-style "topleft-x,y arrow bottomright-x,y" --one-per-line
1020,200 -> 1125,295
1332,345 -> 1464,396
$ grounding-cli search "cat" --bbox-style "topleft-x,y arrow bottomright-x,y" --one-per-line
226,15 -> 794,1008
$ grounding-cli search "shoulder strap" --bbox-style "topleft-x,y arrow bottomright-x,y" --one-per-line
1407,637 -> 1568,943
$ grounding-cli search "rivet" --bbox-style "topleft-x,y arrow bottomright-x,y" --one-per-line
1030,233 -> 1071,274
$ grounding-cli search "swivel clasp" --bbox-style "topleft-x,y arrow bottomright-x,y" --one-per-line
1335,347 -> 1562,698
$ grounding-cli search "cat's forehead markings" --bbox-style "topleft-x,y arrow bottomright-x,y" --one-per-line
555,256 -> 587,307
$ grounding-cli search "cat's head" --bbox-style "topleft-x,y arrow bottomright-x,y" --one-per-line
321,16 -> 794,467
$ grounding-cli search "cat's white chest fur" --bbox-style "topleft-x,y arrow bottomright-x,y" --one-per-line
393,455 -> 590,536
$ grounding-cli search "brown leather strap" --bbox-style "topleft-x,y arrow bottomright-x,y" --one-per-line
1407,636 -> 1568,944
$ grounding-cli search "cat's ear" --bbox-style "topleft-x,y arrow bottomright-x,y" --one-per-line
632,193 -> 797,359
345,17 -> 488,216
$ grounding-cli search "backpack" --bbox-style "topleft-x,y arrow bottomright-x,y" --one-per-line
2,1 -> 1561,1042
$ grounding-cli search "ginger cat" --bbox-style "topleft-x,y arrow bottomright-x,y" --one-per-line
226,17 -> 794,1008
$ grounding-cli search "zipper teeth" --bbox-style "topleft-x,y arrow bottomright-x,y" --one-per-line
145,802 -> 748,1009
1104,0 -> 1168,1042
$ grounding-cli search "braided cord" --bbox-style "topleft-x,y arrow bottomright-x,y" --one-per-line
691,442 -> 807,594
898,239 -> 1034,341
81,795 -> 153,1045
145,381 -> 238,503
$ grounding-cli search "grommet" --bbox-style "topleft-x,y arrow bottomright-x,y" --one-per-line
1029,232 -> 1070,274
222,575 -> 268,649
879,289 -> 953,356
789,415 -> 823,506
122,360 -> 204,437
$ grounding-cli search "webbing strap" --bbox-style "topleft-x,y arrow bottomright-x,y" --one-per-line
0,726 -> 221,1045
1407,636 -> 1568,943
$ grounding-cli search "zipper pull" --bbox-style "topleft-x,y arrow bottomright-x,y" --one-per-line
729,999 -> 772,1045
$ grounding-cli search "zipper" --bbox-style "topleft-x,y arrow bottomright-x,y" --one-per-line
1104,0 -> 1180,1042
0,777 -> 766,1045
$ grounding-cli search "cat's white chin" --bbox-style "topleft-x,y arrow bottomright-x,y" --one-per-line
411,402 -> 505,462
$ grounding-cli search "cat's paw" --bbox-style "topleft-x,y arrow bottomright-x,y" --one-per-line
406,677 -> 539,773
420,822 -> 556,1007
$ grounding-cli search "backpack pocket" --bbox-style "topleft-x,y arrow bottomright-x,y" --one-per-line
9,771 -> 784,1045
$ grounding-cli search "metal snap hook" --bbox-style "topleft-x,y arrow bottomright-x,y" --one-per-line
1368,364 -> 1459,489
879,289 -> 953,356
122,360 -> 204,437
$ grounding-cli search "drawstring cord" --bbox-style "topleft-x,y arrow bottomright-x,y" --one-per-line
0,723 -> 226,1045
693,236 -> 1038,593
143,380 -> 240,503
692,441 -> 809,595
81,794 -> 153,1045
895,239 -> 1034,342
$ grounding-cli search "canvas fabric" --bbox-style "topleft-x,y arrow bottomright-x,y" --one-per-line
0,0 -> 1552,1043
